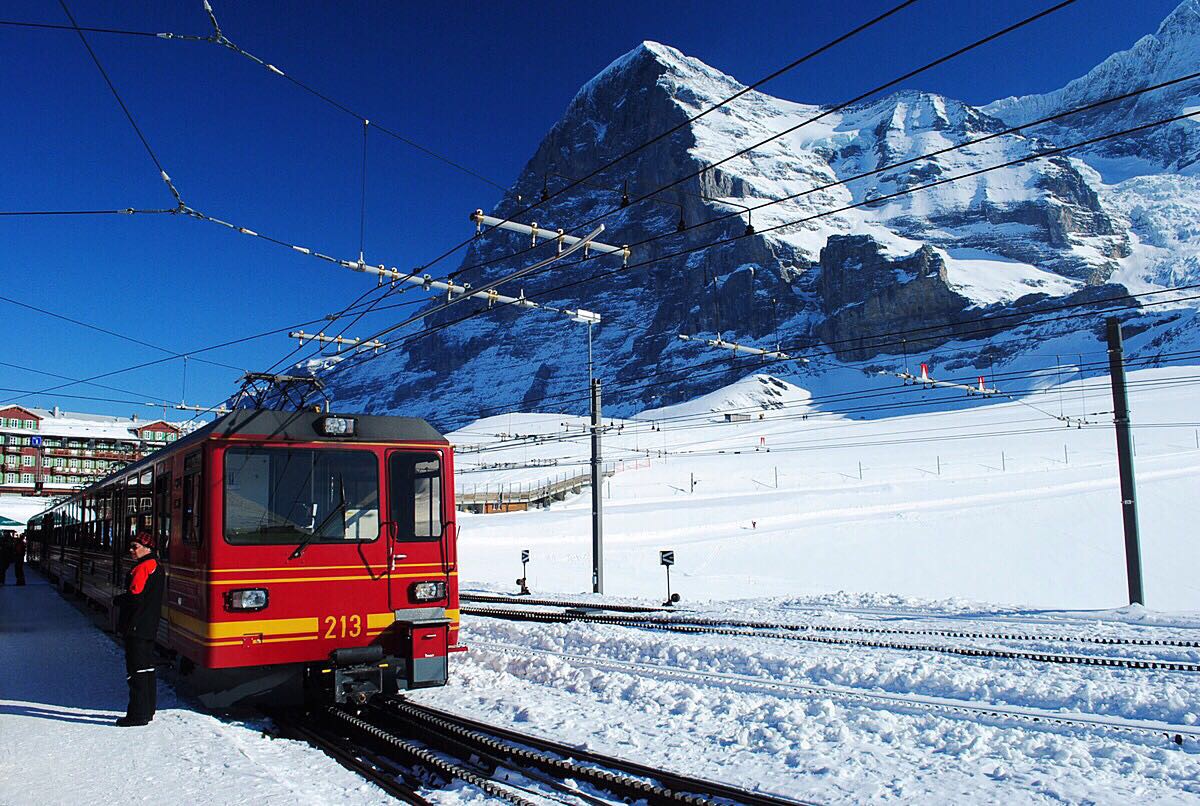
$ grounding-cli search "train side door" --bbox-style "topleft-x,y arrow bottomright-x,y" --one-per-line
385,450 -> 448,611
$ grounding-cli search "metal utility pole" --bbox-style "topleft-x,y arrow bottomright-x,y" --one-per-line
1106,318 -> 1144,605
590,378 -> 604,594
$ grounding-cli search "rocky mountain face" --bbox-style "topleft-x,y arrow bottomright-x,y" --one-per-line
984,0 -> 1200,179
323,4 -> 1200,429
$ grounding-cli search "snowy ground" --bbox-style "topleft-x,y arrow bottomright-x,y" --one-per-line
413,599 -> 1200,804
450,365 -> 1200,612
0,578 -> 392,806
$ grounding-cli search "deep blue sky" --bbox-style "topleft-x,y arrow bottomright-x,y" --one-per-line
0,0 -> 1184,419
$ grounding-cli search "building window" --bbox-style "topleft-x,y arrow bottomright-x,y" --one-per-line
24,419 -> 35,429
4,473 -> 15,484
21,455 -> 33,467
83,459 -> 93,469
20,473 -> 33,484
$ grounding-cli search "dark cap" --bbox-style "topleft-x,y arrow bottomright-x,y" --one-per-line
128,532 -> 155,549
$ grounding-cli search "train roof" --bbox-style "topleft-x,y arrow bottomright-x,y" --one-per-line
193,409 -> 447,445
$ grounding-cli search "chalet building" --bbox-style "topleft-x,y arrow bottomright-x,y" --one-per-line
0,404 -> 186,497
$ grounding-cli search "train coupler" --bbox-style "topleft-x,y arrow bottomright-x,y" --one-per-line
315,646 -> 399,705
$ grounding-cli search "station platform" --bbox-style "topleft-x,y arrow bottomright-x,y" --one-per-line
0,571 -> 390,805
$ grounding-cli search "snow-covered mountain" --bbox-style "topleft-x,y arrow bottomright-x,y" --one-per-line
984,0 -> 1200,180
323,3 -> 1200,428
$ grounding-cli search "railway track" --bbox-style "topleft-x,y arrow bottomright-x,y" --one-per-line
462,604 -> 1200,672
270,709 -> 432,804
380,699 -> 811,805
461,594 -> 1200,648
279,697 -> 812,804
471,639 -> 1200,749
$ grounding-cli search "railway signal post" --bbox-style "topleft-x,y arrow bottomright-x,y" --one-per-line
660,550 -> 680,607
517,549 -> 531,596
1106,317 -> 1144,605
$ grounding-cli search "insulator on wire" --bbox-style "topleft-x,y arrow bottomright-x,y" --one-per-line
620,180 -> 630,208
676,212 -> 686,233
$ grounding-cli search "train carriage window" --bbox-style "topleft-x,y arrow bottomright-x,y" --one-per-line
388,453 -> 443,541
183,451 -> 203,545
223,447 -> 379,545
155,470 -> 172,549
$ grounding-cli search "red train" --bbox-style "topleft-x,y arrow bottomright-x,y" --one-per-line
29,409 -> 460,707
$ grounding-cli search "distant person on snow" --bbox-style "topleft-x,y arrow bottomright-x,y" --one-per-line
0,530 -> 13,585
10,531 -> 25,585
113,532 -> 165,727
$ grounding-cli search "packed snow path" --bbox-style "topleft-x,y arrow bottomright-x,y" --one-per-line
0,574 -> 392,806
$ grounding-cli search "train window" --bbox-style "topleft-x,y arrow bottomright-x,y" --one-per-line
387,453 -> 443,541
155,470 -> 172,549
223,447 -> 379,545
183,452 -> 203,545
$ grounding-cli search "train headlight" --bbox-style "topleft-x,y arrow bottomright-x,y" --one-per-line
224,588 -> 269,612
410,580 -> 446,602
316,416 -> 356,437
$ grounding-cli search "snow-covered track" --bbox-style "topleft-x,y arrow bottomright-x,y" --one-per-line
472,639 -> 1200,750
326,705 -> 542,805
462,605 -> 1200,672
466,596 -> 1200,648
381,698 -> 812,806
270,709 -> 432,804
780,603 -> 1200,634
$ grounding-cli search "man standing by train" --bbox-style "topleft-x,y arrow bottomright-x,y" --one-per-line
114,532 -> 164,726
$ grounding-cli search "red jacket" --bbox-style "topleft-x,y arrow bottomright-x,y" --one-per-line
116,556 -> 165,639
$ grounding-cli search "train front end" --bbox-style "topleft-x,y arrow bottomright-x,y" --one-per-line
182,409 -> 459,707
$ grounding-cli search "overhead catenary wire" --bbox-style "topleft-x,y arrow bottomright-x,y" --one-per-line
0,358 -> 175,404
57,0 -> 183,208
0,293 -> 244,374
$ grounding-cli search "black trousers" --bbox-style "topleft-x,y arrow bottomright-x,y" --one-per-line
0,554 -> 9,584
11,555 -> 22,585
124,637 -> 157,720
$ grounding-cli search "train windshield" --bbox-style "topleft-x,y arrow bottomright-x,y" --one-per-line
223,447 -> 380,545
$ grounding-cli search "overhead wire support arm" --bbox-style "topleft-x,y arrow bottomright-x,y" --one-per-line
893,363 -> 999,396
471,210 -> 630,265
677,333 -> 804,363
289,330 -> 386,353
